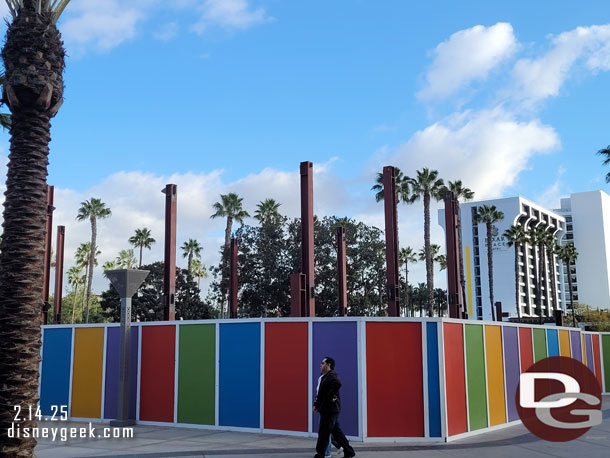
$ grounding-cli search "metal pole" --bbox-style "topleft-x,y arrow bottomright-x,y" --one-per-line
383,166 -> 400,317
42,185 -> 54,324
52,225 -> 65,323
300,161 -> 315,317
336,226 -> 347,316
444,191 -> 465,318
163,184 -> 177,321
229,237 -> 238,318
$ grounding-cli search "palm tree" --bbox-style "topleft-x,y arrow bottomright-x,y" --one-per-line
129,228 -> 155,267
399,246 -> 417,315
190,259 -> 208,289
597,144 -> 610,183
76,198 -> 111,323
406,168 -> 445,315
558,243 -> 579,326
75,242 -> 99,320
371,166 -> 408,202
443,180 -> 474,312
181,239 -> 202,271
475,205 -> 504,321
67,266 -> 84,324
102,260 -> 117,278
254,198 -> 282,225
0,73 -> 11,130
544,233 -> 560,316
116,249 -> 138,269
0,1 -> 71,455
418,244 -> 445,315
504,224 -> 527,322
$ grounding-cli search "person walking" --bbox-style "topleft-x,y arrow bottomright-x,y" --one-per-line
313,357 -> 355,458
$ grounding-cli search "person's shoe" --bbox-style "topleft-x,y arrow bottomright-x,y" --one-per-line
343,450 -> 356,458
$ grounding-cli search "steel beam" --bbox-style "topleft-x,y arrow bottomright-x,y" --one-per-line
444,191 -> 465,318
383,166 -> 400,317
163,184 -> 177,321
336,226 -> 347,316
53,225 -> 65,323
42,185 -> 54,324
229,237 -> 238,318
300,161 -> 315,317
290,273 -> 306,317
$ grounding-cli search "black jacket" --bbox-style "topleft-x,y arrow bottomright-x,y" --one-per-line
314,370 -> 341,414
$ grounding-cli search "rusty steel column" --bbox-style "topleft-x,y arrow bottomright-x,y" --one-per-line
42,185 -> 55,324
290,273 -> 306,317
300,161 -> 315,317
53,225 -> 65,323
336,227 -> 347,316
229,237 -> 238,318
383,166 -> 400,316
444,191 -> 465,318
163,184 -> 177,321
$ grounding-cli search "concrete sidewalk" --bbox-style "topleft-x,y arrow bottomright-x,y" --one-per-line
35,396 -> 610,458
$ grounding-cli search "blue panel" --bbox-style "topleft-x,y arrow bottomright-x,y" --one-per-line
426,322 -> 441,437
219,322 -> 260,428
547,329 -> 560,357
40,328 -> 73,416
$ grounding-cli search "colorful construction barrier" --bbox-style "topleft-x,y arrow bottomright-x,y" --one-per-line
39,318 -> 609,442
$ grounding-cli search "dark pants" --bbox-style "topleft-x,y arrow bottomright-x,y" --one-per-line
315,413 -> 354,457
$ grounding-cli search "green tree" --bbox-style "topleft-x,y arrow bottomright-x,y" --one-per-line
418,243 -> 445,315
558,243 -> 579,326
544,234 -> 560,316
475,205 -> 504,321
190,259 -> 208,289
67,266 -> 85,324
0,4 -> 71,453
76,198 -> 111,323
371,166 -> 409,203
181,238 -> 202,272
399,247 -> 417,315
102,260 -> 117,277
504,224 -> 528,322
75,242 -> 99,321
101,262 -> 213,321
406,168 -> 445,315
129,227 -> 155,267
116,249 -> 138,269
254,198 -> 282,225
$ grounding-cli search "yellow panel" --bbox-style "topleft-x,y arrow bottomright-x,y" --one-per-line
558,330 -> 571,357
582,334 -> 587,364
465,246 -> 473,317
485,325 -> 507,426
71,327 -> 104,418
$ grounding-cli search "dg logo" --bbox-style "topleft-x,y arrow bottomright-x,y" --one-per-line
516,356 -> 602,442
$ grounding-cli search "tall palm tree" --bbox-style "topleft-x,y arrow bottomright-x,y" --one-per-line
75,242 -> 99,316
504,224 -> 527,322
558,243 -> 579,327
406,168 -> 445,316
76,198 -> 111,323
181,239 -> 202,271
211,193 -> 250,249
254,198 -> 282,225
0,1 -> 71,455
535,225 -> 550,322
526,226 -> 541,319
544,233 -> 560,316
129,227 -> 155,267
418,243 -> 445,316
116,249 -> 138,269
475,205 -> 504,321
190,259 -> 208,289
371,166 -> 408,202
102,260 -> 117,278
443,180 -> 474,312
399,246 -> 417,316
67,266 -> 84,324
597,144 -> 610,183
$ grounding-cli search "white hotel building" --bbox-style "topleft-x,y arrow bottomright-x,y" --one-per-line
439,190 -> 610,321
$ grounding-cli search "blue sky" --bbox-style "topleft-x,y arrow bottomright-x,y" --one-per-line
1,0 -> 610,293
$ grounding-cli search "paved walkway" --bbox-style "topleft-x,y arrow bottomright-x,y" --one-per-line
35,396 -> 610,458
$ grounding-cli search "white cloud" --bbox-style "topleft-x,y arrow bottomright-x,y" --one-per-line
418,22 -> 517,100
512,24 -> 610,103
535,166 -> 568,210
154,21 -> 179,41
388,107 -> 560,200
193,0 -> 272,34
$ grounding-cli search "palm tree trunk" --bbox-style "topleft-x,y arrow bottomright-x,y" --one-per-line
424,192 -> 434,316
188,252 -> 193,271
86,217 -> 97,323
515,244 -> 521,322
487,222 -> 496,321
568,267 -> 576,327
71,285 -> 79,323
548,249 -> 557,315
81,265 -> 88,320
404,262 -> 409,317
221,216 -> 233,318
538,242 -> 544,324
139,246 -> 143,268
0,106 -> 51,456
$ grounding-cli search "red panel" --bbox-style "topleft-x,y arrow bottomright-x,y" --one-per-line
366,322 -> 424,437
519,327 -> 533,373
140,325 -> 176,422
264,322 -> 308,431
443,323 -> 467,436
593,335 -> 603,390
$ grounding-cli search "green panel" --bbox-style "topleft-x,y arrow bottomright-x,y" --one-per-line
465,324 -> 488,431
602,335 -> 610,393
177,324 -> 216,425
533,328 -> 547,363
